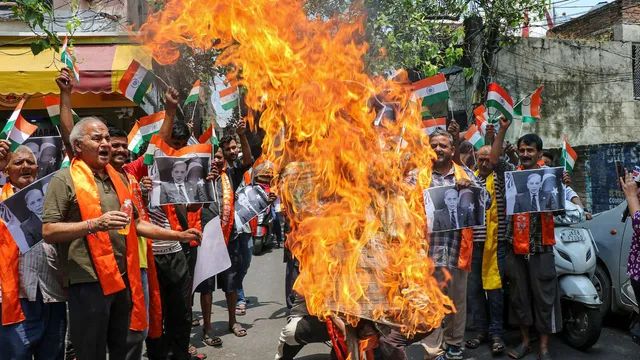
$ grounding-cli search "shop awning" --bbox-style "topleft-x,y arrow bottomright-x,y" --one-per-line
0,43 -> 152,96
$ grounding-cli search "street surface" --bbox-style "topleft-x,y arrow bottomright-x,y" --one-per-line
181,247 -> 638,360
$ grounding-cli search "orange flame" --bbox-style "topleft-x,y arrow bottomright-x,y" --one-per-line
139,0 -> 453,335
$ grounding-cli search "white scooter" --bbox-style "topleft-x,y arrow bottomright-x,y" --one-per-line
554,202 -> 602,349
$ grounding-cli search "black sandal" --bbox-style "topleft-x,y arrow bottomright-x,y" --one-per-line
466,332 -> 488,349
508,343 -> 532,359
492,336 -> 506,355
202,332 -> 223,347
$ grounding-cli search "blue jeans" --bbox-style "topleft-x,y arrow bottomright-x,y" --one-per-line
467,241 -> 506,337
0,292 -> 67,360
126,268 -> 150,360
141,268 -> 150,339
236,232 -> 253,305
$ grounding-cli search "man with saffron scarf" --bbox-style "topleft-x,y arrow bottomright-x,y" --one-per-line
491,116 -> 571,360
42,117 -> 202,360
418,128 -> 484,360
0,143 -> 67,360
123,88 -> 217,358
463,129 -> 514,355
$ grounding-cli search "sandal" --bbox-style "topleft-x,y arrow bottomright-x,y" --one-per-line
235,303 -> 246,316
192,319 -> 201,327
191,354 -> 207,360
508,343 -> 532,359
202,332 -> 223,347
229,322 -> 247,337
465,332 -> 487,349
188,344 -> 198,356
492,336 -> 506,355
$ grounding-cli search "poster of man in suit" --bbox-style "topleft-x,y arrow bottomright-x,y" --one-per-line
424,185 -> 487,232
0,173 -> 54,253
151,155 -> 215,207
505,167 -> 565,215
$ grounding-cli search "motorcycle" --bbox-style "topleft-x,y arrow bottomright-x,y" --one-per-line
252,207 -> 276,255
554,201 -> 602,349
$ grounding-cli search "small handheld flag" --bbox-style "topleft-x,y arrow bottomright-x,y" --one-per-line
487,83 -> 514,121
412,74 -> 450,106
0,98 -> 26,140
199,125 -> 218,146
463,124 -> 484,150
422,118 -> 447,136
119,60 -> 154,105
60,155 -> 70,169
219,85 -> 239,111
61,35 -> 80,82
8,115 -> 38,151
43,95 -> 80,125
184,80 -> 201,106
514,86 -> 543,124
561,135 -> 578,174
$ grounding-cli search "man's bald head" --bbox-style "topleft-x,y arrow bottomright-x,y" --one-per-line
476,145 -> 494,177
478,145 -> 491,156
5,145 -> 38,190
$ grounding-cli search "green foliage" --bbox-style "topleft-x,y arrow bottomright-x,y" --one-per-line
7,0 -> 82,56
305,0 -> 549,78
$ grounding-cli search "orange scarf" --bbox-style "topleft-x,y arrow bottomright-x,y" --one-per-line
0,183 -> 24,325
419,162 -> 474,271
70,159 -> 148,333
126,173 -> 163,338
512,160 -> 555,254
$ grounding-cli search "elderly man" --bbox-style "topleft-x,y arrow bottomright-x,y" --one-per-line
0,143 -> 67,360
491,117 -> 573,360
123,88 -> 219,359
42,118 -> 202,360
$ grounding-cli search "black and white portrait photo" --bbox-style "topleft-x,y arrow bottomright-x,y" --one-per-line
23,136 -> 63,179
234,185 -> 270,231
150,155 -> 215,207
424,185 -> 488,233
505,167 -> 566,215
0,173 -> 55,253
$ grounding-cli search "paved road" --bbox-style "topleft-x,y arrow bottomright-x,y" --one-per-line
184,247 -> 638,360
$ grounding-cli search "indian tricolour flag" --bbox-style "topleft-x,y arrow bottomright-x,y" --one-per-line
118,60 -> 154,105
143,135 -> 212,165
422,117 -> 446,135
412,73 -> 449,106
139,111 -> 165,141
474,105 -> 499,135
60,155 -> 70,169
199,125 -> 218,146
61,35 -> 80,82
514,86 -> 543,124
219,85 -> 239,111
8,115 -> 37,151
561,134 -> 578,174
487,83 -> 514,121
127,122 -> 144,154
184,80 -> 201,106
43,95 -> 80,125
0,98 -> 26,140
463,124 -> 484,149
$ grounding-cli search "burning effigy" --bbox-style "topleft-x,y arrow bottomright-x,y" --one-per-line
138,0 -> 453,338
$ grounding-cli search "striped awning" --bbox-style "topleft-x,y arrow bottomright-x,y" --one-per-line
0,44 -> 152,95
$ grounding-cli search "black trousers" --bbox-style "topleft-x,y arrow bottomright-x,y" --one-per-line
275,315 -> 336,360
146,251 -> 192,360
67,278 -> 131,360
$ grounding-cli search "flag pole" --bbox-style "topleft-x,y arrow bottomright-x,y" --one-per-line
191,101 -> 198,122
563,135 -> 567,171
517,120 -> 525,139
150,71 -> 171,89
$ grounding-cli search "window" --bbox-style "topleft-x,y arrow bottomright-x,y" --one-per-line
633,44 -> 640,99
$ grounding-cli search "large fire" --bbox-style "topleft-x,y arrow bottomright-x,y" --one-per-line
139,0 -> 453,335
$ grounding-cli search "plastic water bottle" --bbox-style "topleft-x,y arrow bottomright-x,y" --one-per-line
118,199 -> 133,235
